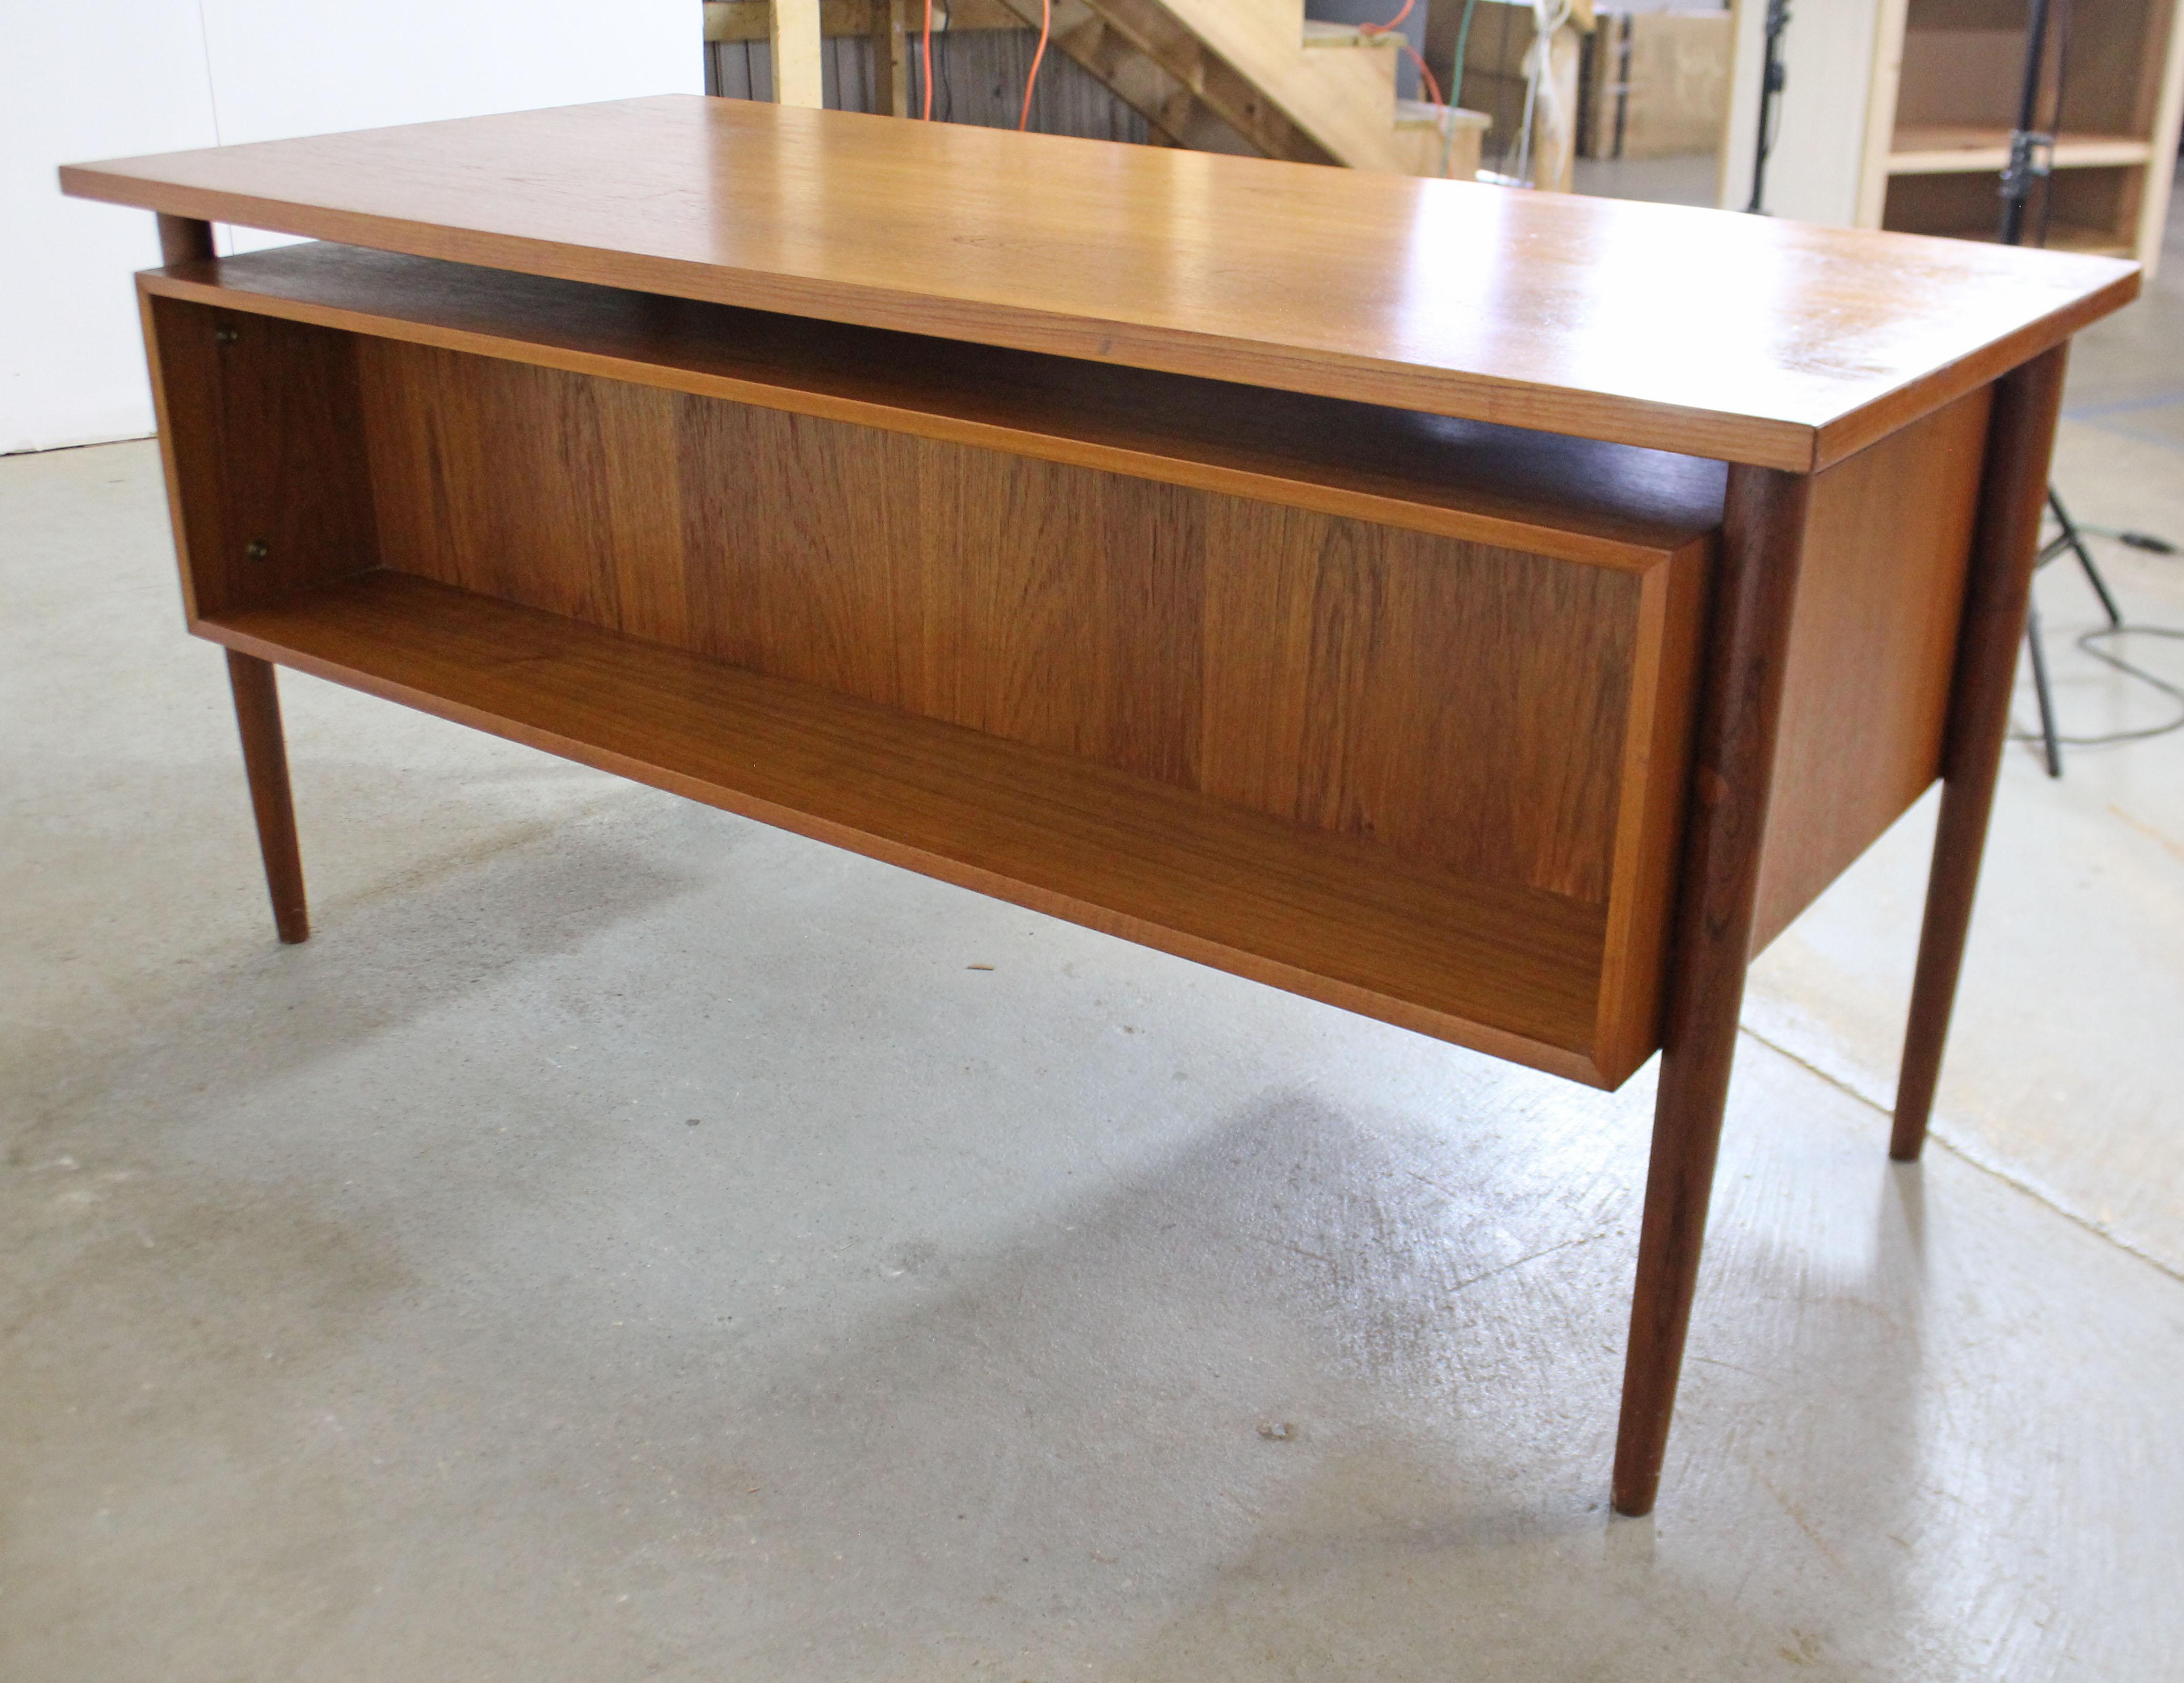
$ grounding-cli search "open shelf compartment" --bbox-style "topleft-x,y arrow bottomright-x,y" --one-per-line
141,243 -> 1724,1089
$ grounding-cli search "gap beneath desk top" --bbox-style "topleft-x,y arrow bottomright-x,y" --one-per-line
143,242 -> 1728,571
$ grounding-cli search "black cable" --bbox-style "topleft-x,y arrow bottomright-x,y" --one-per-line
2076,524 -> 2180,554
1759,73 -> 1785,176
2008,530 -> 2184,750
2010,627 -> 2184,748
937,0 -> 953,123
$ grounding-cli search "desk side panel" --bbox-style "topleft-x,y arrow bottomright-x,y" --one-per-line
144,292 -> 381,619
1750,384 -> 1993,952
1593,542 -> 1708,1085
1195,505 -> 1644,907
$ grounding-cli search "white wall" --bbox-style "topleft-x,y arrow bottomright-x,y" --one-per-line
2,2 -> 699,455
3,2 -> 220,455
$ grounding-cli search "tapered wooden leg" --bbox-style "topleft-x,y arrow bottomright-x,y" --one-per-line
1612,464 -> 1812,1518
226,650 -> 310,945
1892,345 -> 2070,1161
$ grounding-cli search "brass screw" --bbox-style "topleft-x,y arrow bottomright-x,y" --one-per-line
244,539 -> 269,561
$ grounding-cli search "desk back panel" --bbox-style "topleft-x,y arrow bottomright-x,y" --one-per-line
349,336 -> 1653,911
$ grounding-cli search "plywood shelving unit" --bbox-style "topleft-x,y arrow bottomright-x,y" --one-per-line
1863,0 -> 2184,263
1720,0 -> 2184,270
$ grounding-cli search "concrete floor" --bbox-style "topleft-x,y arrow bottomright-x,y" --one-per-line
6,234 -> 2184,1680
1572,152 -> 1720,208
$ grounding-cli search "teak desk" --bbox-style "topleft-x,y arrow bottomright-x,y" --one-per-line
62,96 -> 2137,1516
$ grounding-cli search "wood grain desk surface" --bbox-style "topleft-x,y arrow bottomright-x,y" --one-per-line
64,95 -> 2138,468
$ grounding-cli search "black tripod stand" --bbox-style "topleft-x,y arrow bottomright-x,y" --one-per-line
2024,490 -> 2125,776
2001,0 -> 2124,777
1746,1 -> 1790,215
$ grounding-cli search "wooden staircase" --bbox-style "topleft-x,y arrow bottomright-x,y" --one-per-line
704,0 -> 1486,178
1014,0 -> 1488,175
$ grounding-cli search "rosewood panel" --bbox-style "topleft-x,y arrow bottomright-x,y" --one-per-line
910,434 -> 1210,791
676,401 -> 1214,789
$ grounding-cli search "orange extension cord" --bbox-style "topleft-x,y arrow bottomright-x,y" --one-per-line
1358,0 -> 1447,115
916,0 -> 1049,128
922,0 -> 935,119
938,0 -> 1421,147
1018,0 -> 1052,130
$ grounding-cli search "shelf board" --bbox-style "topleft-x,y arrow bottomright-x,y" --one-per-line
1892,221 -> 2136,260
1395,98 -> 1491,133
204,571 -> 1618,1083
1302,19 -> 1401,47
1888,127 -> 2153,176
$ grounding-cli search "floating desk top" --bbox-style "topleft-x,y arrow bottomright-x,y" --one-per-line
62,95 -> 2136,470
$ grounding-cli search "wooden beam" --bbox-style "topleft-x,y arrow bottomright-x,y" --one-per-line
711,0 -> 1261,155
769,0 -> 826,106
994,0 -> 1329,164
704,0 -> 1023,42
872,0 -> 912,116
986,0 -> 1233,151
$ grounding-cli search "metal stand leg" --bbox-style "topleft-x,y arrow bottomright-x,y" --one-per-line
2025,597 -> 2064,779
2046,489 -> 2124,625
2024,488 -> 2130,779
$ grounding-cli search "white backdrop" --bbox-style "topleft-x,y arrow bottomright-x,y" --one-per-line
2,1 -> 698,455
